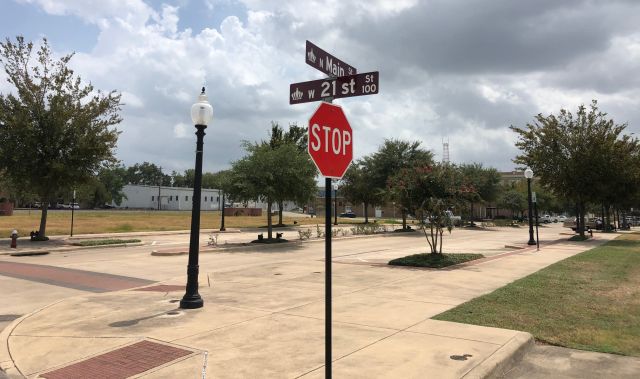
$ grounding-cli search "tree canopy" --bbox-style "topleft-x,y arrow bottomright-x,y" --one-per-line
0,36 -> 121,237
511,100 -> 639,236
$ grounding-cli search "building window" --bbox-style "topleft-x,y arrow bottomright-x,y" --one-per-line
185,196 -> 188,201
152,196 -> 155,201
169,196 -> 172,201
216,196 -> 219,202
204,196 -> 207,202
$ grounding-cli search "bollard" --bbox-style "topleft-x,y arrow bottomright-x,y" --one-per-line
10,229 -> 18,248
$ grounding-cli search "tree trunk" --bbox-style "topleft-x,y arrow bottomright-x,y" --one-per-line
39,202 -> 49,238
364,202 -> 369,224
579,202 -> 586,238
277,201 -> 283,226
267,200 -> 273,240
470,202 -> 474,226
605,204 -> 611,232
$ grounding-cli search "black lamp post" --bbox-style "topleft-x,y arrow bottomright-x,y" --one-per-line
525,168 -> 536,245
70,189 -> 76,237
180,87 -> 213,310
220,191 -> 226,231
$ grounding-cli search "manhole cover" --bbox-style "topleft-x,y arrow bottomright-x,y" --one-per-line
39,340 -> 193,379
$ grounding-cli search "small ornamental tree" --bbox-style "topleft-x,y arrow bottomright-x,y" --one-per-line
0,37 -> 121,238
390,163 -> 472,254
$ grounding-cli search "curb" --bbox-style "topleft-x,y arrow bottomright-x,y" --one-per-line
150,230 -> 420,256
462,332 -> 534,379
0,242 -> 146,256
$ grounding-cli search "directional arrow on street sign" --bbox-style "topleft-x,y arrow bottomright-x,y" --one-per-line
290,71 -> 379,105
306,40 -> 357,77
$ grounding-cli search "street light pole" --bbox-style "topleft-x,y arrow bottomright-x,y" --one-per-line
181,87 -> 213,310
70,189 -> 76,237
220,191 -> 226,231
524,168 -> 536,245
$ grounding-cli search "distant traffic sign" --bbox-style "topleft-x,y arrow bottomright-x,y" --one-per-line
308,102 -> 353,179
290,71 -> 379,105
306,40 -> 357,77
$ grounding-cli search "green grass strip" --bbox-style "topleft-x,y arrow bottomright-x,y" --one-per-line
433,233 -> 640,356
389,253 -> 484,268
72,239 -> 141,246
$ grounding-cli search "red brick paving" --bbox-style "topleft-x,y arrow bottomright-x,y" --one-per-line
0,261 -> 153,292
134,285 -> 184,292
39,340 -> 193,379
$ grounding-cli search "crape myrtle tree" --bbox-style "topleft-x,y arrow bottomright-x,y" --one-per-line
511,101 -> 631,238
0,37 -> 121,238
369,139 -> 433,229
389,163 -> 472,254
458,163 -> 500,224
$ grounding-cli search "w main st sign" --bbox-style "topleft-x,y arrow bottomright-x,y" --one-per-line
308,102 -> 353,179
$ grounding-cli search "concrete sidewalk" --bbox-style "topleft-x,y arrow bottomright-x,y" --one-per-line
0,231 -> 620,378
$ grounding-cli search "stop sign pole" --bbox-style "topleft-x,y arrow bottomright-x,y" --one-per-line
292,41 -> 377,379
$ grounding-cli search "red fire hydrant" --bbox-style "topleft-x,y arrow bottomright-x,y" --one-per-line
10,229 -> 18,248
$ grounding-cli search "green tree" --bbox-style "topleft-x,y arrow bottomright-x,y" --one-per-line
96,164 -> 127,206
511,101 -> 629,237
0,36 -> 121,238
369,139 -> 433,228
341,158 -> 379,223
497,189 -> 527,220
229,142 -> 316,239
125,162 -> 169,186
266,122 -> 312,225
458,163 -> 501,223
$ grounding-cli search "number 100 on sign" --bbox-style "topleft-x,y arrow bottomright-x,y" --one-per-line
290,71 -> 379,104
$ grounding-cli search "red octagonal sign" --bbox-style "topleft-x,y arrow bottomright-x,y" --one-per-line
308,102 -> 353,179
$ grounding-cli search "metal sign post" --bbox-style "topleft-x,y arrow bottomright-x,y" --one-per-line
292,41 -> 378,379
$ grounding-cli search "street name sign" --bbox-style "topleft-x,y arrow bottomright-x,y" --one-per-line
290,71 -> 379,105
306,40 -> 357,77
308,102 -> 353,179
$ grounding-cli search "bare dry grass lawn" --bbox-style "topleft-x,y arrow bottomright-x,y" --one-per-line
0,209 -> 334,236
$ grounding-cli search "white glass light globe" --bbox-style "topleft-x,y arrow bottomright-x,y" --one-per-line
191,87 -> 213,126
524,168 -> 534,179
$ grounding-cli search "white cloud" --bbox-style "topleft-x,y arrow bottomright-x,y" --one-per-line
6,0 -> 640,174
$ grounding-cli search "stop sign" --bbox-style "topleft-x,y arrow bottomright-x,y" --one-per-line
308,102 -> 353,178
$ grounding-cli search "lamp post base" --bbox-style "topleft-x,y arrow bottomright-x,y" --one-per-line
527,240 -> 536,245
180,294 -> 203,309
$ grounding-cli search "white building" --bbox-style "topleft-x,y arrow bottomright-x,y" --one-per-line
114,184 -> 303,212
115,184 -> 222,211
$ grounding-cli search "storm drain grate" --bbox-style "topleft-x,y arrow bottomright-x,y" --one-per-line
39,340 -> 192,379
134,284 -> 184,292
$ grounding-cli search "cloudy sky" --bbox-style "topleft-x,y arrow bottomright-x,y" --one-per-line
1,0 -> 639,174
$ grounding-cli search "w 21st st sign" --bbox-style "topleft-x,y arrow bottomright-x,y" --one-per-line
308,102 -> 353,178
290,71 -> 379,105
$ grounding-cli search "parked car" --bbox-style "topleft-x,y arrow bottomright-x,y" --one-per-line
552,215 -> 567,223
339,211 -> 356,218
540,214 -> 551,223
444,210 -> 462,226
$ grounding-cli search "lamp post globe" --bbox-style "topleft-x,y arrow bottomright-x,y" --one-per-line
181,87 -> 213,310
524,168 -> 536,245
